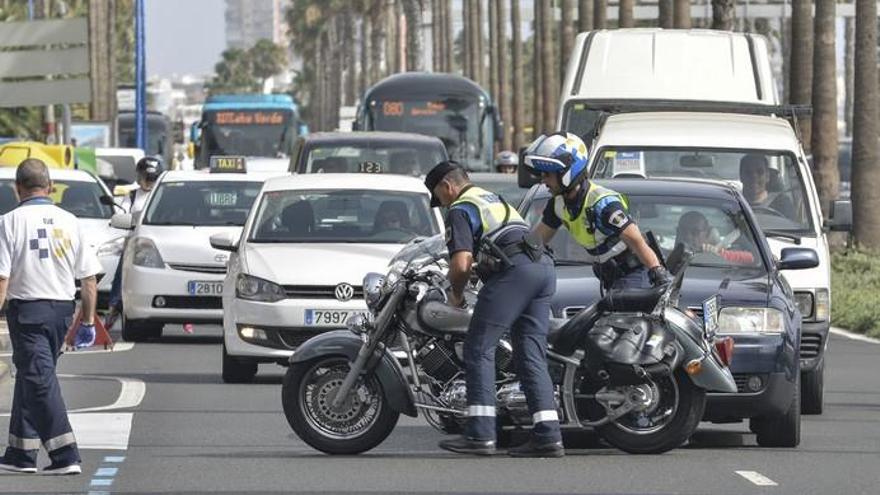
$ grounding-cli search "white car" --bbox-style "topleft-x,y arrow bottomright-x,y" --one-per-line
113,167 -> 279,341
214,173 -> 442,383
0,167 -> 125,306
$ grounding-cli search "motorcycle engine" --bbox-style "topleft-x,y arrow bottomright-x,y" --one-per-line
418,341 -> 460,383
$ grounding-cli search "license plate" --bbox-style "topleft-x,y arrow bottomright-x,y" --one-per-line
188,281 -> 223,296
702,295 -> 719,336
304,309 -> 359,326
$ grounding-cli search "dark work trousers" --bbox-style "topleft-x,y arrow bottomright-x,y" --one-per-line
107,242 -> 126,310
3,300 -> 80,468
611,267 -> 650,291
464,253 -> 561,443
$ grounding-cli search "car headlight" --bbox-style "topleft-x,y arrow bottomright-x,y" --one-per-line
131,237 -> 164,268
718,307 -> 785,334
794,292 -> 813,319
384,259 -> 407,288
814,288 -> 829,322
362,272 -> 385,308
235,273 -> 286,302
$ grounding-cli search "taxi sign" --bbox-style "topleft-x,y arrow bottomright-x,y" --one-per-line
210,155 -> 247,173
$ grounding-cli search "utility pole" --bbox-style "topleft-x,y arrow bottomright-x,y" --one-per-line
33,0 -> 57,144
135,0 -> 146,151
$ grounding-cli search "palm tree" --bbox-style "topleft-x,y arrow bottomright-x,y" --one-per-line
711,0 -> 734,30
852,0 -> 880,248
463,0 -> 472,77
844,17 -> 854,136
402,0 -> 423,71
658,0 -> 673,28
578,0 -> 592,32
533,0 -> 544,136
593,0 -> 606,29
674,0 -> 691,28
443,0 -> 453,71
370,3 -> 385,82
790,0 -> 813,149
810,0 -> 838,215
561,0 -> 575,70
540,0 -> 556,132
474,0 -> 484,85
489,0 -> 499,103
511,0 -> 524,148
619,0 -> 634,28
342,11 -> 357,105
496,0 -> 511,150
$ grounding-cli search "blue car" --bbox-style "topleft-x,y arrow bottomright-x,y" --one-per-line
519,179 -> 818,447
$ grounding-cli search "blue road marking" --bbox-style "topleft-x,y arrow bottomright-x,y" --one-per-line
90,478 -> 113,486
103,456 -> 126,463
95,467 -> 118,477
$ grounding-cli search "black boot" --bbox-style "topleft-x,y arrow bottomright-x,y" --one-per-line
508,438 -> 565,458
438,436 -> 496,456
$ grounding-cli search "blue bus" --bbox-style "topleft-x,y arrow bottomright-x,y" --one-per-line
191,94 -> 308,169
354,73 -> 502,171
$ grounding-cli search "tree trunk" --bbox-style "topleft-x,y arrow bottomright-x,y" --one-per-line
443,0 -> 453,71
343,11 -> 357,106
673,0 -> 691,29
852,0 -> 880,248
463,0 -> 471,77
489,0 -> 498,105
384,1 -> 397,77
711,0 -> 735,31
533,0 -> 544,136
360,13 -> 371,93
402,0 -> 423,72
658,0 -> 673,28
619,0 -> 634,28
370,6 -> 385,83
497,0 -> 510,150
331,18 -> 344,129
431,0 -> 439,71
578,0 -> 593,33
475,0 -> 484,85
512,0 -> 524,149
810,0 -> 839,216
540,0 -> 556,132
561,0 -> 575,71
790,0 -> 813,150
844,17 -> 854,137
593,0 -> 606,29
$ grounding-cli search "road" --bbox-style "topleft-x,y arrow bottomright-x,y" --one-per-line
1,324 -> 879,494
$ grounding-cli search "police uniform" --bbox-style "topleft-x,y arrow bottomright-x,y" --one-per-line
446,185 -> 562,445
0,196 -> 102,470
542,181 -> 650,290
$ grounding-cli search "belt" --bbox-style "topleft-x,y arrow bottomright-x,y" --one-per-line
598,250 -> 642,274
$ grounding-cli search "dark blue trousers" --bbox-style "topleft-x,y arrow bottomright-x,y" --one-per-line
3,300 -> 80,467
464,253 -> 561,443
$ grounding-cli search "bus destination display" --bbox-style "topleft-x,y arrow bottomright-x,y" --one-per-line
212,111 -> 286,126
381,101 -> 447,118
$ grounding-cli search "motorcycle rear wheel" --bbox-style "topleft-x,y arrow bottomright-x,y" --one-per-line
282,356 -> 399,455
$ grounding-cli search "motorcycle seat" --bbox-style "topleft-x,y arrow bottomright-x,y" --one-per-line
418,300 -> 471,335
599,286 -> 664,313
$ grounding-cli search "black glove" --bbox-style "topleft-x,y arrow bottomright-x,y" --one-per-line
648,266 -> 672,287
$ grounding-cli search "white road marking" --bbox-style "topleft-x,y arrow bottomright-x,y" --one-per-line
69,412 -> 133,450
830,327 -> 880,345
736,470 -> 779,487
0,342 -> 135,358
1,375 -> 146,416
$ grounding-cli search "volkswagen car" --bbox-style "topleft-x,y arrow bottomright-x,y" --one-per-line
214,173 -> 442,383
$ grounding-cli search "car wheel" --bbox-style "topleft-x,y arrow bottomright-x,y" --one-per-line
754,374 -> 801,448
121,315 -> 163,342
800,358 -> 824,415
222,343 -> 257,383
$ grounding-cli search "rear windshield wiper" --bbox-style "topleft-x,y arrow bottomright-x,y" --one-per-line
762,230 -> 802,245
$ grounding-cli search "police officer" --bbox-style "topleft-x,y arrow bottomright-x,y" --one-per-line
494,150 -> 518,174
104,156 -> 163,328
426,161 -> 564,458
524,133 -> 670,290
0,159 -> 102,475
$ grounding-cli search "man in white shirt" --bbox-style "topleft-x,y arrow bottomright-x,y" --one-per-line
0,159 -> 103,475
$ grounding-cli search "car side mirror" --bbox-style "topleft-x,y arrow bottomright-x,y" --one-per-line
111,213 -> 134,230
100,195 -> 115,206
778,247 -> 819,270
827,199 -> 852,232
210,232 -> 239,252
517,146 -> 540,188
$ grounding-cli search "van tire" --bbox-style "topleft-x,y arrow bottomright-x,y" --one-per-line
222,344 -> 257,383
800,359 -> 824,415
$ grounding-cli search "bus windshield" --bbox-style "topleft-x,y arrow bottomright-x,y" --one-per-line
368,98 -> 492,171
201,109 -> 295,158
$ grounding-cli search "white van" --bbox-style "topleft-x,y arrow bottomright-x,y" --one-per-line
558,29 -> 779,136
587,110 -> 852,416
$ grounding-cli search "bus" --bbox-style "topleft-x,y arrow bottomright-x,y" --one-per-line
115,110 -> 174,166
191,94 -> 308,169
354,73 -> 502,172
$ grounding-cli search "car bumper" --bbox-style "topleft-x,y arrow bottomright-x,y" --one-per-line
704,371 -> 796,421
224,297 -> 368,359
122,265 -> 224,323
800,320 -> 829,372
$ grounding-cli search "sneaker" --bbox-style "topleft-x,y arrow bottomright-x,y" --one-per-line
508,438 -> 565,458
41,463 -> 81,475
0,460 -> 37,474
438,436 -> 496,456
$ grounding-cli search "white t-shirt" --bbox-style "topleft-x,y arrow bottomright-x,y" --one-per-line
120,188 -> 151,215
0,197 -> 103,301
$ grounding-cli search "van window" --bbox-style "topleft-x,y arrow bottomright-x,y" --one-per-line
592,148 -> 813,234
561,102 -> 603,138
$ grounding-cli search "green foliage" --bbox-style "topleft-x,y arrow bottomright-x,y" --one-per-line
831,250 -> 880,338
116,0 -> 136,84
209,39 -> 288,94
250,39 -> 288,84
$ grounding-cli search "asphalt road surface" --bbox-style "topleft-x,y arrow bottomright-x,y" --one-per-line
1,324 -> 878,495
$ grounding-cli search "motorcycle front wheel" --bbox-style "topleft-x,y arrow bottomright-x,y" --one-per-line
580,370 -> 706,454
282,356 -> 399,455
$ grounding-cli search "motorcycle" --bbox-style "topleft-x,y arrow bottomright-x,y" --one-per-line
281,235 -> 737,455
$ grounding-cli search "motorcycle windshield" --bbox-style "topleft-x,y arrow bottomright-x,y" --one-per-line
388,234 -> 449,270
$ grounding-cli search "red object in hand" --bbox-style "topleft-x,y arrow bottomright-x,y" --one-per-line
714,337 -> 735,367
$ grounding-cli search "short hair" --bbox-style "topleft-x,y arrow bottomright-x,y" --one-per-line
740,154 -> 769,176
443,167 -> 470,185
16,159 -> 51,190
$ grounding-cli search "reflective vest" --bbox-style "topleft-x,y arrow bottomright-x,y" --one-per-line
451,185 -> 528,250
554,182 -> 629,262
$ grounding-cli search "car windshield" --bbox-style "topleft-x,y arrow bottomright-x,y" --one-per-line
249,189 -> 439,244
144,180 -> 262,226
302,141 -> 447,176
0,179 -> 112,219
201,110 -> 295,158
523,193 -> 766,270
591,148 -> 813,234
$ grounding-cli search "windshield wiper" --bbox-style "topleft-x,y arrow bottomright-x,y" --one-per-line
762,230 -> 802,245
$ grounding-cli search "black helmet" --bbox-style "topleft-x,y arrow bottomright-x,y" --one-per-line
135,156 -> 164,182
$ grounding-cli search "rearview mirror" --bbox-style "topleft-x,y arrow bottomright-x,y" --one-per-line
827,199 -> 852,232
110,213 -> 134,230
778,247 -> 819,270
210,232 -> 239,252
679,154 -> 716,168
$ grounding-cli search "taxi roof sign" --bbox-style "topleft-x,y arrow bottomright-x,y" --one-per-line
209,155 -> 247,173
